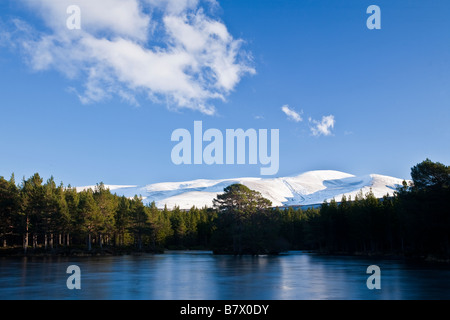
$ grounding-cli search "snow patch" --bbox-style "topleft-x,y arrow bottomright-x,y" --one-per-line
76,170 -> 408,209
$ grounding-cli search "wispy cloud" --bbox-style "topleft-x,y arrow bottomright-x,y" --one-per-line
281,105 -> 303,122
8,0 -> 254,115
309,115 -> 335,136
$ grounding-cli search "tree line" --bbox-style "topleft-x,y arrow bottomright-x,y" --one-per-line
0,174 -> 217,254
280,158 -> 450,259
0,159 -> 449,259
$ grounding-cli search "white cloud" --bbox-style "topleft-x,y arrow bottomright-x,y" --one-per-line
281,105 -> 303,122
0,23 -> 11,47
11,0 -> 254,114
24,0 -> 151,42
309,115 -> 335,137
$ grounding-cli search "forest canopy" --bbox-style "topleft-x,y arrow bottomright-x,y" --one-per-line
0,159 -> 449,259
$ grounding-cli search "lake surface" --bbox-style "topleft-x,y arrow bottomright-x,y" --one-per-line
0,251 -> 449,300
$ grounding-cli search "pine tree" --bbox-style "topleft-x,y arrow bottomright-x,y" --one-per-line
93,183 -> 117,248
20,173 -> 45,253
129,196 -> 149,250
64,185 -> 79,246
0,174 -> 20,248
115,196 -> 131,246
411,158 -> 450,191
212,184 -> 274,254
78,189 -> 101,251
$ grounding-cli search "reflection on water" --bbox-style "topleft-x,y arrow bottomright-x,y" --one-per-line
0,251 -> 449,300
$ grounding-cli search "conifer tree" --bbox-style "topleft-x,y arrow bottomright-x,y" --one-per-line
0,175 -> 19,248
129,196 -> 149,250
78,190 -> 101,251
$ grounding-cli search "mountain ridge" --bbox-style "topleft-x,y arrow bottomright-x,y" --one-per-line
76,170 -> 408,209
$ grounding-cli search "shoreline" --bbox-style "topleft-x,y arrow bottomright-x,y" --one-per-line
1,247 -> 449,263
0,246 -> 165,258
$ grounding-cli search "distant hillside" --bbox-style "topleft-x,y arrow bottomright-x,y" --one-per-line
77,170 -> 407,209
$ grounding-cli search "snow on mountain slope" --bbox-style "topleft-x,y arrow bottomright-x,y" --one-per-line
77,170 -> 407,209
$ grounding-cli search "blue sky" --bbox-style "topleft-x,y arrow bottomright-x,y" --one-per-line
1,0 -> 449,186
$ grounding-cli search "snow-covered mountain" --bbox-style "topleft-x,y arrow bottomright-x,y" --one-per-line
76,170 -> 408,210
